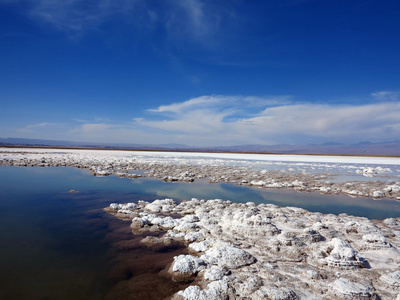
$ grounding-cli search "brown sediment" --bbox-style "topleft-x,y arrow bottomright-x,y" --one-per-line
103,215 -> 190,300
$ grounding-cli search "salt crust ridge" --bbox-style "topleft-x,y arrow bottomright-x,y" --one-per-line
1,148 -> 400,199
106,198 -> 400,299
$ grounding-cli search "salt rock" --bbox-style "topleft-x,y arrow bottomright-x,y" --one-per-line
302,270 -> 322,280
169,254 -> 207,282
277,231 -> 304,247
266,182 -> 283,188
385,184 -> 400,193
165,230 -> 185,239
175,221 -> 200,233
380,270 -> 400,290
362,234 -> 391,249
184,231 -> 204,242
201,246 -> 256,269
182,215 -> 200,223
207,279 -> 231,294
383,218 -> 400,228
292,180 -> 306,187
176,280 -> 232,300
312,221 -> 328,231
345,221 -> 360,233
250,180 -> 266,186
144,198 -> 177,213
120,202 -> 137,210
255,286 -> 299,300
323,238 -> 364,268
300,228 -> 325,243
372,191 -> 385,198
320,187 -> 331,193
363,167 -> 377,177
189,240 -> 211,253
131,217 -> 146,229
189,238 -> 233,253
117,209 -> 134,214
109,203 -> 121,210
203,266 -> 230,281
329,278 -> 374,299
150,216 -> 178,229
176,285 -> 208,300
237,276 -> 263,295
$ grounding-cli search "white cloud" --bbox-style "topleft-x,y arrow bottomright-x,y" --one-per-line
136,95 -> 400,145
67,122 -> 176,144
13,94 -> 400,147
371,91 -> 398,102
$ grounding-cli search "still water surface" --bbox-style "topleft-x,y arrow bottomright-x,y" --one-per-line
1,166 -> 400,300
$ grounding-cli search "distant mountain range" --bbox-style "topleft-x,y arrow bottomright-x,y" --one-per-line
0,138 -> 188,150
1,137 -> 399,156
203,142 -> 400,156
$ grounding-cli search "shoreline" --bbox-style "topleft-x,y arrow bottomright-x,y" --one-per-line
106,197 -> 400,299
1,147 -> 400,201
2,144 -> 400,158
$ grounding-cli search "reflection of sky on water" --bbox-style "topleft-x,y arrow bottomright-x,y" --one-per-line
1,165 -> 400,220
131,179 -> 400,220
130,155 -> 400,183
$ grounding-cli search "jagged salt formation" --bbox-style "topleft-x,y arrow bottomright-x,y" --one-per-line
106,198 -> 400,299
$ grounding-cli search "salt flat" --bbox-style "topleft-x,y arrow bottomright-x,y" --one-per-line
3,147 -> 400,165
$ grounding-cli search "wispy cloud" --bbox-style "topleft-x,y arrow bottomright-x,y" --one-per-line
5,0 -> 225,41
173,0 -> 206,32
148,95 -> 292,114
165,0 -> 220,40
20,0 -> 140,32
72,117 -> 112,123
371,90 -> 399,102
16,122 -> 60,133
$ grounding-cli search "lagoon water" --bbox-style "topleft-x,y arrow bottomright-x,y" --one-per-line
1,165 -> 400,299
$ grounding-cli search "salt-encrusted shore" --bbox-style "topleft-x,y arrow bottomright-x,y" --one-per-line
1,147 -> 400,200
106,198 -> 400,299
2,147 -> 400,298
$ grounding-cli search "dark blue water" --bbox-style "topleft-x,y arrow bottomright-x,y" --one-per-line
0,166 -> 191,300
1,166 -> 400,299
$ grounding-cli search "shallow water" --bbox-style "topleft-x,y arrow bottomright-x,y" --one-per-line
1,166 -> 400,299
0,166 -> 190,300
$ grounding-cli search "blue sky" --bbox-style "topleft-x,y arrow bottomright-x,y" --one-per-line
1,0 -> 399,146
